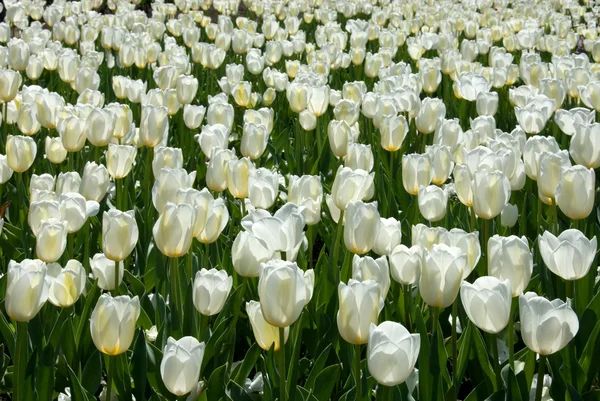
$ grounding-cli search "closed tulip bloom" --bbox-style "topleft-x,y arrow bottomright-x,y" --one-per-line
30,173 -> 56,194
247,301 -> 289,351
418,185 -> 448,222
140,105 -> 169,148
17,102 -> 41,135
0,155 -> 14,183
288,175 -> 323,225
29,200 -> 61,237
421,65 -> 442,94
402,153 -> 432,196
519,292 -> 579,355
389,245 -> 422,285
227,157 -> 255,199
523,136 -> 560,180
555,108 -> 595,137
207,148 -> 236,192
416,98 -> 445,134
153,168 -> 196,214
36,219 -> 68,263
501,204 -> 519,228
344,200 -> 380,255
45,136 -> 67,164
198,124 -> 230,158
439,229 -> 481,279
515,101 -> 554,135
152,147 -> 183,178
570,123 -> 600,168
160,337 -> 205,396
58,115 -> 87,152
102,209 -> 139,262
427,145 -> 454,185
345,143 -> 374,172
455,72 -> 492,102
579,81 -> 600,112
174,188 -> 212,238
337,279 -> 380,345
232,231 -> 275,278
80,162 -> 110,202
85,107 -> 115,147
59,192 -> 93,233
153,202 -> 195,258
90,253 -> 124,291
380,115 -> 408,152
258,259 -> 308,327
434,119 -> 464,153
5,259 -> 49,322
0,69 -> 22,102
461,277 -> 511,334
176,75 -> 199,105
286,82 -> 310,113
472,169 -> 511,220
352,254 -> 390,300
193,268 -> 233,316
105,103 -> 132,139
555,165 -> 595,220
538,151 -> 571,199
6,135 -> 36,173
539,229 -> 597,281
367,321 -> 420,386
333,100 -> 361,126
328,119 -> 357,158
196,198 -> 229,244
183,104 -> 206,130
241,122 -> 269,160
90,293 -> 140,355
488,235 -> 532,297
412,224 -> 447,250
207,101 -> 234,132
373,217 -> 402,256
420,244 -> 467,308
248,168 -> 279,209
107,144 -> 137,179
476,91 -> 499,116
47,260 -> 86,308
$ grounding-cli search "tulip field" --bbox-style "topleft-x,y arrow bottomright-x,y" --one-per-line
3,0 -> 600,400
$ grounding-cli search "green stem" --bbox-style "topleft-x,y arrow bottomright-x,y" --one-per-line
431,307 -> 440,335
83,221 -> 90,272
278,327 -> 287,401
534,355 -> 546,401
113,260 -> 119,296
379,384 -> 392,401
354,344 -> 362,401
331,210 -> 345,277
14,322 -> 28,401
199,313 -> 208,342
106,355 -> 115,401
170,257 -> 181,328
186,250 -> 193,283
452,301 -> 458,383
203,243 -> 210,268
491,334 -> 502,391
307,225 -> 314,272
508,298 -> 516,371
470,206 -> 477,232
403,284 -> 411,332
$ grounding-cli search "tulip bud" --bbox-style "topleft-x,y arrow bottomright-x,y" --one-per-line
367,321 -> 420,386
106,144 -> 137,179
5,259 -> 49,322
90,253 -> 124,291
337,279 -> 380,344
56,172 -> 83,196
160,337 -> 205,396
555,165 -> 595,220
45,136 -> 68,164
380,115 -> 408,152
17,102 -> 41,136
47,260 -> 86,308
58,115 -> 87,152
420,244 -> 467,308
538,151 -> 571,199
331,166 -> 374,211
418,185 -> 448,222
248,168 -> 279,209
288,175 -> 323,225
206,148 -> 235,192
90,293 -> 140,355
416,98 -> 445,134
372,217 -> 402,256
192,268 -> 233,316
488,235 -> 533,297
241,123 -> 269,160
232,231 -> 275,278
345,143 -> 374,172
460,277 -> 512,333
140,105 -> 169,148
176,75 -> 199,105
247,301 -> 289,351
476,91 -> 499,116
35,219 -> 68,263
389,244 -> 422,285
153,168 -> 196,214
196,198 -> 229,244
328,119 -> 357,158
80,162 -> 110,202
152,147 -> 183,178
539,229 -> 597,281
519,292 -> 578,355
198,124 -> 229,158
226,157 -> 255,199
183,104 -> 206,130
6,135 -> 36,173
402,153 -> 432,196
102,209 -> 139,262
258,259 -> 309,327
0,69 -> 22,102
472,169 -> 511,219
60,192 -> 93,233
85,107 -> 115,147
153,202 -> 195,258
344,200 -> 380,255
352,254 -> 390,300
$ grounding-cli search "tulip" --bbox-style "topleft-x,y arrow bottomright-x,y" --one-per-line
460,277 -> 512,334
58,115 -> 87,152
29,199 -> 61,236
206,148 -> 236,192
0,69 -> 22,102
106,144 -> 137,179
90,253 -> 124,291
226,157 -> 255,199
501,204 -> 519,228
17,103 -> 41,135
0,155 -> 14,183
555,165 -> 595,220
345,143 -> 374,172
327,119 -> 357,159
412,224 -> 447,250
45,137 -> 68,164
416,98 -> 445,134
288,175 -> 323,225
36,219 -> 68,263
248,168 -> 279,209
570,123 -> 600,168
337,279 -> 380,344
439,229 -> 481,279
372,217 -> 402,256
519,292 -> 579,355
555,108 -> 595,137
152,147 -> 183,178
538,151 -> 571,199
241,122 -> 269,160
523,136 -> 560,180
420,244 -> 467,308
380,115 -> 408,152
105,104 -> 132,139
47,260 -> 86,308
196,197 -> 229,244
193,268 -> 233,316
183,104 -> 206,130
539,229 -> 597,281
476,91 -> 499,116
402,153 -> 432,196
258,259 -> 309,327
455,72 -> 492,102
488,235 -> 533,297
344,200 -> 380,255
85,107 -> 115,147
352,255 -> 390,300
207,101 -> 234,131
427,145 -> 454,185
514,99 -> 555,135
140,105 -> 169,148
102,209 -> 139,262
579,81 -> 600,111
176,75 -> 199,105
472,169 -> 511,220
90,293 -> 140,355
80,162 -> 110,202
30,173 -> 56,194
59,192 -> 94,233
153,202 -> 195,258
247,301 -> 289,351
232,231 -> 275,278
333,100 -> 361,126
418,185 -> 448,222
160,337 -> 205,397
6,135 -> 36,173
389,245 -> 422,285
153,168 -> 196,214
367,321 -> 420,386
434,119 -> 464,153
5,259 -> 49,322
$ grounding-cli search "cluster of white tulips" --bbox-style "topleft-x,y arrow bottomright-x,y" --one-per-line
0,0 -> 600,400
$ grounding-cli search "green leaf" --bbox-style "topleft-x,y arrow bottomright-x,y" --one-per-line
296,385 -> 319,401
35,344 -> 55,401
313,364 -> 341,401
471,327 -> 496,393
0,306 -> 15,358
81,350 -> 102,396
125,270 -> 146,297
64,355 -> 90,401
202,317 -> 231,372
454,321 -> 474,388
75,280 -> 99,350
131,331 -> 148,401
206,363 -> 228,401
227,381 -> 254,401
415,307 -> 432,401
233,343 -> 261,386
503,366 -> 523,401
305,344 -> 331,390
